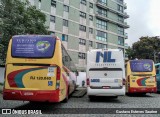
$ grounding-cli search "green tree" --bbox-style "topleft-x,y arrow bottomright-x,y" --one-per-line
0,0 -> 48,62
125,46 -> 135,60
132,36 -> 160,63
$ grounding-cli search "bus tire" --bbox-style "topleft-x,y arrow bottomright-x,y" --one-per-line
63,88 -> 69,103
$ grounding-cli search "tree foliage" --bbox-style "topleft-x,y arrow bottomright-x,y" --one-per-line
125,46 -> 135,60
130,36 -> 160,62
0,0 -> 48,62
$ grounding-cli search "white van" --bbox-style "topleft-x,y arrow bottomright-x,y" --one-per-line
86,49 -> 125,100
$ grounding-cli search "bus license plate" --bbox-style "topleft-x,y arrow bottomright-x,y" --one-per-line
24,92 -> 33,96
91,79 -> 100,82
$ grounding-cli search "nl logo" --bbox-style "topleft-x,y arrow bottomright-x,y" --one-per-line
96,51 -> 116,63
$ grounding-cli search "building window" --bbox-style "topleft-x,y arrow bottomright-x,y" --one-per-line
79,25 -> 86,32
118,15 -> 124,23
79,38 -> 86,45
64,5 -> 69,12
96,19 -> 107,30
118,36 -> 124,46
50,15 -> 55,22
89,28 -> 93,34
118,4 -> 123,13
89,15 -> 93,21
89,2 -> 93,8
78,52 -> 86,59
51,0 -> 56,7
118,26 -> 124,35
81,0 -> 86,5
98,0 -> 107,5
117,0 -> 123,4
96,43 -> 107,49
63,19 -> 68,27
96,30 -> 107,42
80,12 -> 86,18
97,7 -> 107,17
89,41 -> 93,47
62,34 -> 68,42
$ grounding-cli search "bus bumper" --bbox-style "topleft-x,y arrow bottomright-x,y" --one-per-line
87,86 -> 125,96
129,87 -> 157,93
3,89 -> 60,102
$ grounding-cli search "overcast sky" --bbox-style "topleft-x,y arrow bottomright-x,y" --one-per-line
125,0 -> 160,46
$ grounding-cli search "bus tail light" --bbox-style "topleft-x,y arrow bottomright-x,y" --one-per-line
56,67 -> 61,80
86,78 -> 90,86
56,67 -> 61,89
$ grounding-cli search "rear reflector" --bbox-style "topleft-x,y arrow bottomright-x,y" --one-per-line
56,67 -> 60,80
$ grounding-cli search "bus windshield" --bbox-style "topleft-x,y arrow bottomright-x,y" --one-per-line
130,60 -> 153,72
11,35 -> 56,58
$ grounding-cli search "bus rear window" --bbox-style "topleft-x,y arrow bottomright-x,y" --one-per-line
130,60 -> 153,72
11,35 -> 56,58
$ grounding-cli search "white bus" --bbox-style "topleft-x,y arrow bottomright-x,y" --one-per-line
86,49 -> 125,100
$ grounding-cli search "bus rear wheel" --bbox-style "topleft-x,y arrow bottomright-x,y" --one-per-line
63,88 -> 69,103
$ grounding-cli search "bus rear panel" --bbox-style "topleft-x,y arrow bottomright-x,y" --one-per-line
3,35 -> 70,102
87,49 -> 125,98
126,60 -> 157,93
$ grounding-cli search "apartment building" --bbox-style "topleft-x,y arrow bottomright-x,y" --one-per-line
29,0 -> 129,71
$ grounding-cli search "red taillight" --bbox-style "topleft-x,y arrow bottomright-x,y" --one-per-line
56,67 -> 61,89
86,78 -> 90,86
56,67 -> 61,80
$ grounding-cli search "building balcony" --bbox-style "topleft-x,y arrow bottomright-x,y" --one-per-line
96,1 -> 129,19
124,3 -> 127,9
124,33 -> 128,39
95,13 -> 129,28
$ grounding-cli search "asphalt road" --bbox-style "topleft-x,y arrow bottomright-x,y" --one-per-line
1,93 -> 160,117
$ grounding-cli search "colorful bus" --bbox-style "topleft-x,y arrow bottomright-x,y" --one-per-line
126,59 -> 157,94
3,35 -> 77,102
86,49 -> 125,100
155,63 -> 160,92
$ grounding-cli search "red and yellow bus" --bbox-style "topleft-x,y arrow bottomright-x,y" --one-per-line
3,35 -> 77,102
125,59 -> 157,94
